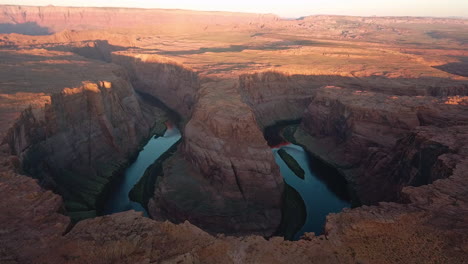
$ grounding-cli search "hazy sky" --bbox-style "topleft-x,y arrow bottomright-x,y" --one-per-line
3,0 -> 468,18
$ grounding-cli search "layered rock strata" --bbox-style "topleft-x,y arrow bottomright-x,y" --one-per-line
0,5 -> 279,33
111,52 -> 200,119
1,147 -> 466,263
239,72 -> 317,128
296,86 -> 468,204
150,80 -> 284,236
1,50 -> 166,220
239,72 -> 468,130
0,6 -> 467,262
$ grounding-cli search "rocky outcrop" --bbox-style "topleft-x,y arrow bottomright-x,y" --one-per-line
0,155 -> 70,264
112,52 -> 200,119
239,72 -> 317,128
1,148 -> 466,263
239,73 -> 468,129
295,86 -> 468,204
1,7 -> 467,263
3,70 -> 166,220
150,80 -> 284,236
324,125 -> 468,264
0,162 -> 343,264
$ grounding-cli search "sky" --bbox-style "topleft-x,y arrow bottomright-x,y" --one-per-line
3,0 -> 468,18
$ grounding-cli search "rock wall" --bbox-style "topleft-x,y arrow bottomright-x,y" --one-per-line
1,146 -> 466,263
4,76 -> 163,220
0,5 -> 279,33
150,80 -> 284,236
296,86 -> 468,204
239,72 -> 317,128
111,52 -> 200,119
324,125 -> 468,264
239,72 -> 468,130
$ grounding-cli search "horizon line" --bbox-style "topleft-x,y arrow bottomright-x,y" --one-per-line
1,4 -> 467,20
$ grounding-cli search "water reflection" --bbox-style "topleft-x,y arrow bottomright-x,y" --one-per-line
272,143 -> 351,239
103,125 -> 181,216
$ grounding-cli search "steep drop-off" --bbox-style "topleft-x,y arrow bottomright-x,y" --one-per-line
150,80 -> 284,236
1,5 -> 467,263
296,86 -> 468,204
239,72 -> 316,128
111,52 -> 200,119
3,58 -> 167,220
239,70 -> 468,206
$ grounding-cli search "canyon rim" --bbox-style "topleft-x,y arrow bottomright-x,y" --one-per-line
0,4 -> 467,264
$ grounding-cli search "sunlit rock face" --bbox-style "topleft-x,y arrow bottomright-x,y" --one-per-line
298,86 -> 468,204
150,81 -> 284,236
0,5 -> 279,34
239,72 -> 316,128
0,4 -> 467,264
1,50 -> 165,219
111,52 -> 200,120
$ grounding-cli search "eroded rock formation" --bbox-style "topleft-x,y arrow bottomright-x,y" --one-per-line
1,145 -> 466,263
111,52 -> 200,119
296,86 -> 468,204
150,80 -> 284,236
0,5 -> 467,263
1,51 -> 167,220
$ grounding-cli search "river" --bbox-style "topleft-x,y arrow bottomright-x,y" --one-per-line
103,122 -> 349,240
272,143 -> 351,240
103,125 -> 181,216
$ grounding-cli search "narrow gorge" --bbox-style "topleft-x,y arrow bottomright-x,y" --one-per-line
1,5 -> 467,263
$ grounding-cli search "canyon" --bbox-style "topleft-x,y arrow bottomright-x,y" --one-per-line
0,5 -> 467,263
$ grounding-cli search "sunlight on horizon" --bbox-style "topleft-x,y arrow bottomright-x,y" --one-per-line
2,0 -> 468,18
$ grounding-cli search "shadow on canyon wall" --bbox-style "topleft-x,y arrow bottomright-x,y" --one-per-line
239,70 -> 468,98
240,70 -> 468,205
263,121 -> 354,205
3,49 -> 468,226
110,53 -> 200,119
433,57 -> 468,78
0,22 -> 52,35
158,40 -> 332,56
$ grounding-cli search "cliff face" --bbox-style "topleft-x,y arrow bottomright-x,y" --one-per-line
150,80 -> 284,236
239,72 -> 316,128
0,5 -> 279,33
238,70 -> 468,210
4,70 -> 165,220
296,86 -> 468,204
1,6 -> 467,262
239,72 -> 468,127
0,41 -> 280,234
324,125 -> 468,264
111,52 -> 200,119
238,72 -> 468,129
105,48 -> 283,235
1,146 -> 466,264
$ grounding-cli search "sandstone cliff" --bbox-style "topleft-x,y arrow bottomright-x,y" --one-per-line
0,6 -> 467,262
237,69 -> 468,206
324,125 -> 468,264
5,79 -> 161,220
239,72 -> 468,131
150,79 -> 284,236
296,86 -> 468,204
1,50 -> 167,220
111,52 -> 200,119
1,144 -> 466,263
0,5 -> 279,33
239,72 -> 316,128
